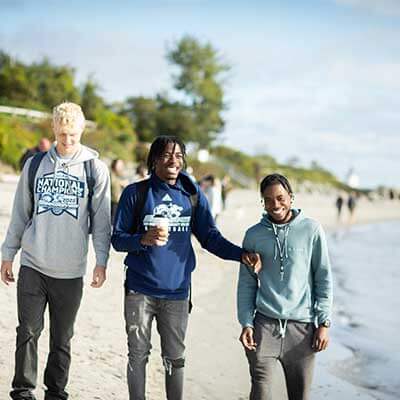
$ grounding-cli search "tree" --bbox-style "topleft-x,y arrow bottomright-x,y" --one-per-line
29,58 -> 80,108
166,35 -> 230,147
0,52 -> 36,107
81,78 -> 105,120
121,96 -> 158,142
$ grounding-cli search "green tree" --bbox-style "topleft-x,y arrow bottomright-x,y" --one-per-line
81,78 -> 105,120
121,96 -> 157,142
166,35 -> 230,147
29,59 -> 80,108
0,52 -> 36,107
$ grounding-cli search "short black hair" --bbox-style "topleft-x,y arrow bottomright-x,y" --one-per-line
147,135 -> 187,171
260,173 -> 293,195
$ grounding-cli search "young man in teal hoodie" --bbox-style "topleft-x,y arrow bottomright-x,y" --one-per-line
237,174 -> 333,400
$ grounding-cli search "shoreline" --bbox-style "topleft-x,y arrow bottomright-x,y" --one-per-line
1,182 -> 400,399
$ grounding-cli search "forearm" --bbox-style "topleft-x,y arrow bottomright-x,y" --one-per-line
111,232 -> 146,252
237,264 -> 258,327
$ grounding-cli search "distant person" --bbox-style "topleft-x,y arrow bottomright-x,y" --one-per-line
111,159 -> 129,223
1,102 -> 111,400
201,174 -> 223,222
135,163 -> 148,181
237,173 -> 333,400
347,192 -> 357,224
111,135 -> 261,400
19,137 -> 51,170
221,175 -> 232,210
335,194 -> 344,221
389,189 -> 395,200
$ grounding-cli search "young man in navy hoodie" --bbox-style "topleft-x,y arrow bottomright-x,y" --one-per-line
112,136 -> 261,400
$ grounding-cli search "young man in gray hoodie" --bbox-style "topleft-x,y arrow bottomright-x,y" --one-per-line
0,102 -> 111,400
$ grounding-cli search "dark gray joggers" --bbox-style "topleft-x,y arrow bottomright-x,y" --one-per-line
10,266 -> 83,400
246,313 -> 316,400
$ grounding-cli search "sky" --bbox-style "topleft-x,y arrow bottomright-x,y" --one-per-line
1,0 -> 399,188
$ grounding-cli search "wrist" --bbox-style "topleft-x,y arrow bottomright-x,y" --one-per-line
318,319 -> 331,328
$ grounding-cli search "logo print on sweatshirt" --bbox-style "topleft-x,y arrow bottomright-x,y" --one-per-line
35,171 -> 85,218
162,194 -> 172,202
143,202 -> 191,232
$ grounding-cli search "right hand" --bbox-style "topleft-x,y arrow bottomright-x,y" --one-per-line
140,226 -> 169,246
241,252 -> 262,273
1,260 -> 15,286
239,327 -> 257,351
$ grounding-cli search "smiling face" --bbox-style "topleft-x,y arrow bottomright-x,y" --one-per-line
154,142 -> 184,184
52,102 -> 85,157
54,129 -> 83,157
262,183 -> 293,224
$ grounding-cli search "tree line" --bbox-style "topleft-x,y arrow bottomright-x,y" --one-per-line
0,35 -> 228,168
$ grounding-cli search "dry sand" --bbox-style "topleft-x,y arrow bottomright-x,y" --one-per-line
1,177 -> 400,399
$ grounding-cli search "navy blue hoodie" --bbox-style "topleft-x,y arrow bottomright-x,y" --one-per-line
111,172 -> 243,299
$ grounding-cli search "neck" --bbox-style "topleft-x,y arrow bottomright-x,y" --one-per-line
56,144 -> 80,158
154,172 -> 177,185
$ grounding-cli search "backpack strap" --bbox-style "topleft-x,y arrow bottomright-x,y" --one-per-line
28,151 -> 47,219
84,159 -> 96,234
132,179 -> 150,233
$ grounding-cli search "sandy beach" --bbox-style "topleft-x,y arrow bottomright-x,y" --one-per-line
1,176 -> 400,400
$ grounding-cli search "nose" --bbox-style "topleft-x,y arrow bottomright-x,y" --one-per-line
272,199 -> 281,209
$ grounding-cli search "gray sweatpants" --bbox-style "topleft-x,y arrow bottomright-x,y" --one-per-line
245,313 -> 316,400
124,291 -> 189,400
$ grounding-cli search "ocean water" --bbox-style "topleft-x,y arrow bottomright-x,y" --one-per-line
329,221 -> 400,400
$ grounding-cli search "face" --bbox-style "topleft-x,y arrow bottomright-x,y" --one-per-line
262,183 -> 292,224
38,138 -> 51,152
54,128 -> 83,156
113,159 -> 125,174
154,142 -> 184,184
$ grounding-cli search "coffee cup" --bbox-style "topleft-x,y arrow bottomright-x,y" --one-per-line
152,216 -> 169,246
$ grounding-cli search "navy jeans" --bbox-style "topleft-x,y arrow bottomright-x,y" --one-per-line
124,291 -> 189,400
10,266 -> 83,400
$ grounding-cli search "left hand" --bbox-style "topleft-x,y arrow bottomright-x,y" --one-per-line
91,265 -> 106,288
312,326 -> 329,352
241,252 -> 262,273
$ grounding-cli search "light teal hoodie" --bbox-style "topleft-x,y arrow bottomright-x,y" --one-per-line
237,209 -> 332,328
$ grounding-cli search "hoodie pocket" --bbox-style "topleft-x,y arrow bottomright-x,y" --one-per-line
21,217 -> 88,268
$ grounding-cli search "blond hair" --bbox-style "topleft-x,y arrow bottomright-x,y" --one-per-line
52,102 -> 85,133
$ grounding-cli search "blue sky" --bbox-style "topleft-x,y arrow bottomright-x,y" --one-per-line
1,0 -> 399,187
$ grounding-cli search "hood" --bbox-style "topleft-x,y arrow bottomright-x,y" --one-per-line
47,144 -> 99,173
260,208 -> 304,228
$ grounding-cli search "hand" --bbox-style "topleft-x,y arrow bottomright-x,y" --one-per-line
241,252 -> 262,273
312,326 -> 329,352
239,327 -> 257,351
1,260 -> 14,286
140,227 -> 169,246
91,265 -> 106,288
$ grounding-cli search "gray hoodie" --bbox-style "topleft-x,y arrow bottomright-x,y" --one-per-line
1,144 -> 111,278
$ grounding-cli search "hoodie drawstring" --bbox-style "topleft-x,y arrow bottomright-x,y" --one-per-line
272,224 -> 290,281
